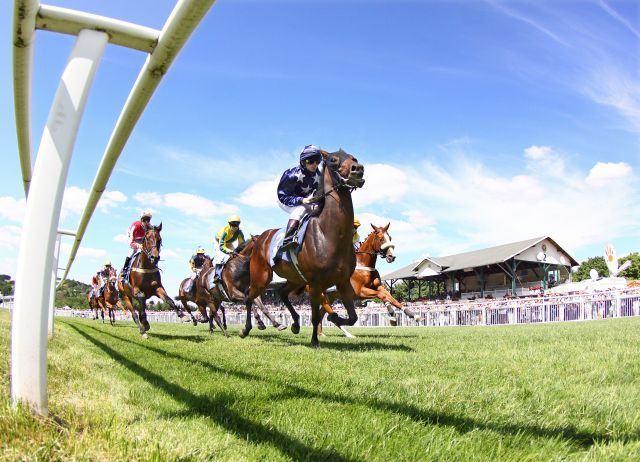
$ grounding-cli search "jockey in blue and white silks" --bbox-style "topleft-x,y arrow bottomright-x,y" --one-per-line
276,144 -> 323,252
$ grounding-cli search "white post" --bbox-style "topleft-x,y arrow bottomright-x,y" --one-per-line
11,29 -> 108,415
48,233 -> 62,337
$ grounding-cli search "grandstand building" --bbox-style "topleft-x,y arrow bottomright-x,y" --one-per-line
382,236 -> 579,299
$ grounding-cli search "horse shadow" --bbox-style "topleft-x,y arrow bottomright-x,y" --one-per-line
64,321 -> 639,453
65,323 -> 353,462
249,332 -> 415,352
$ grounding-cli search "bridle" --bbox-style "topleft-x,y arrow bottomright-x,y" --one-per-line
141,228 -> 162,266
357,229 -> 395,260
309,149 -> 365,204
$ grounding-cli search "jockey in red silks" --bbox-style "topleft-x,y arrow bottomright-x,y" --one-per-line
90,273 -> 99,299
121,210 -> 152,280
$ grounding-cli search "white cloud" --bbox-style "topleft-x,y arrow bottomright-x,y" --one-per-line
236,178 -> 279,208
0,197 -> 26,223
586,161 -> 632,187
352,164 -> 409,208
524,145 -> 553,161
61,186 -> 127,220
60,243 -> 107,259
133,192 -> 163,205
133,191 -> 238,218
113,233 -> 129,243
163,193 -> 237,218
0,225 -> 22,250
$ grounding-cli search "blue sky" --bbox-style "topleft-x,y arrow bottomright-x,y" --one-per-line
1,0 -> 638,295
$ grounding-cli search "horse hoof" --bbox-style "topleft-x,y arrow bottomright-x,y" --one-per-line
414,316 -> 423,323
319,332 -> 326,338
277,324 -> 287,331
311,340 -> 320,349
239,330 -> 248,339
142,333 -> 148,339
291,324 -> 300,335
257,323 -> 267,331
192,319 -> 197,326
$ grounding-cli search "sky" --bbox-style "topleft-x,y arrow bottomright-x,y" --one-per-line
0,0 -> 639,296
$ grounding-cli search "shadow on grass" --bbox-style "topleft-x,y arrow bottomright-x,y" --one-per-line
249,332 -> 416,352
63,321 -> 640,451
66,323 -> 355,462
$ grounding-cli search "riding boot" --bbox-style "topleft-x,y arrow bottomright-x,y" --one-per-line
122,256 -> 131,281
279,219 -> 300,252
214,264 -> 222,282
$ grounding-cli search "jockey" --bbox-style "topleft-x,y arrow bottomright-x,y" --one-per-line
353,217 -> 361,250
90,274 -> 99,299
213,214 -> 245,281
98,260 -> 116,295
186,247 -> 208,294
121,210 -> 152,280
276,144 -> 323,253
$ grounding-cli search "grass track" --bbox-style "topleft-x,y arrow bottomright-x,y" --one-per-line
2,309 -> 640,461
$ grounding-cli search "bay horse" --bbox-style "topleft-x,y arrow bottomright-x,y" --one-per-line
100,274 -> 121,326
117,224 -> 183,337
317,223 -> 422,337
88,290 -> 101,321
195,238 -> 287,336
245,149 -> 365,347
178,254 -> 214,326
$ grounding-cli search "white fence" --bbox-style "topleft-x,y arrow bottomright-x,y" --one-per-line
46,289 -> 640,329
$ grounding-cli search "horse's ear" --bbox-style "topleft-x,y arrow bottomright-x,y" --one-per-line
383,222 -> 390,231
320,149 -> 330,159
370,223 -> 377,231
157,222 -> 162,231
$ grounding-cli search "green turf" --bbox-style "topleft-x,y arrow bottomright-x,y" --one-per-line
2,309 -> 640,461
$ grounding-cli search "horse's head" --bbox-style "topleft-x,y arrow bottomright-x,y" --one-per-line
322,148 -> 365,189
371,223 -> 396,263
142,223 -> 163,265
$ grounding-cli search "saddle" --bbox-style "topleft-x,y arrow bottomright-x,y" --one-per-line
269,214 -> 312,267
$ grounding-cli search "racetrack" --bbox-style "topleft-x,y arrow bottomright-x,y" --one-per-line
2,309 -> 640,460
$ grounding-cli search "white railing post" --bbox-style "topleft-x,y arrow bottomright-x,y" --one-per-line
48,233 -> 62,337
11,29 -> 108,415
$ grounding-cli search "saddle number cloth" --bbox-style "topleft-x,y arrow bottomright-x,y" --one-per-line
268,216 -> 311,267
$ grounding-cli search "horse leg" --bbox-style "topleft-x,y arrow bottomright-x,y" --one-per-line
239,300 -> 253,338
255,296 -> 286,331
156,287 -> 183,319
122,294 -> 145,336
277,283 -> 301,334
136,296 -> 150,333
208,301 -> 228,337
253,306 -> 267,330
179,294 -> 197,326
332,282 -> 359,328
221,305 -> 227,330
309,288 -> 323,348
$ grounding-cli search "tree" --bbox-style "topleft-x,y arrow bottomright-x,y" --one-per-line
573,256 -> 609,282
0,278 -> 14,296
619,252 -> 640,280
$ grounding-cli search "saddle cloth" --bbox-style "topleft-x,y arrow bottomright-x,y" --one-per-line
268,215 -> 312,268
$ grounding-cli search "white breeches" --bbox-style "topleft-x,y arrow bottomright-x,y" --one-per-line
213,248 -> 231,265
278,201 -> 311,221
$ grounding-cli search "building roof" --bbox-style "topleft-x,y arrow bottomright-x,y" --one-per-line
382,236 -> 578,281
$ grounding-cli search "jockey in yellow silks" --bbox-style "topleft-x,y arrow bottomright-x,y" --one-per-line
353,217 -> 361,250
213,214 -> 245,281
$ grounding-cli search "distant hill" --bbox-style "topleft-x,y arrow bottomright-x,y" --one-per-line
56,279 -> 92,309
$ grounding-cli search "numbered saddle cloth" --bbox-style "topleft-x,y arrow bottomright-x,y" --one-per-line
268,215 -> 312,267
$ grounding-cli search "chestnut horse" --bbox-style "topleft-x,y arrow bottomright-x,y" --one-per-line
195,238 -> 287,336
178,254 -> 214,326
117,224 -> 183,337
317,223 -> 422,337
245,149 -> 365,347
100,274 -> 120,326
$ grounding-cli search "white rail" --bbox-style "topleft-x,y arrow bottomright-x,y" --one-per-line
11,0 -> 216,415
